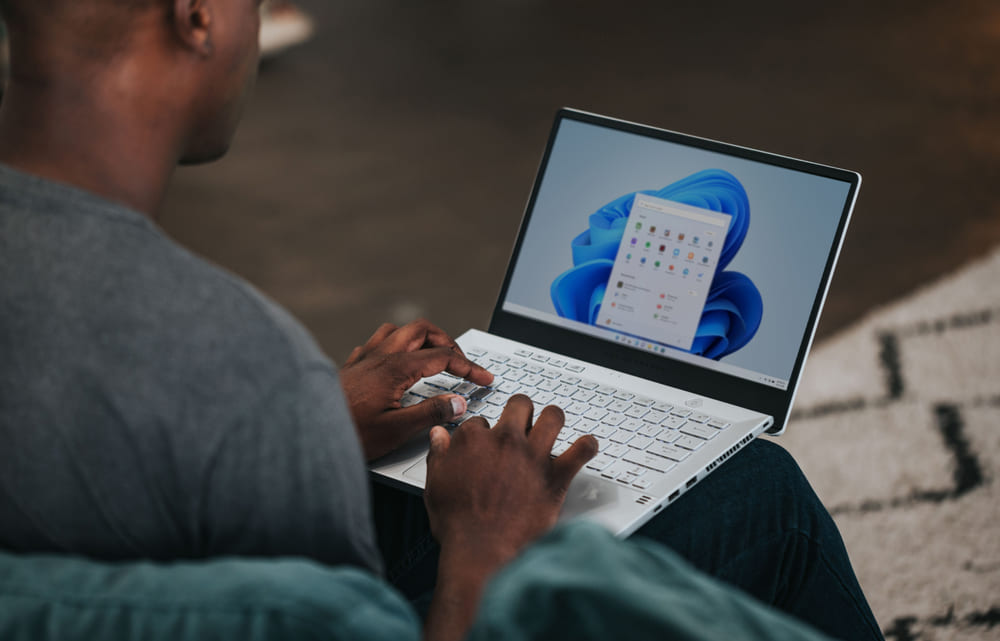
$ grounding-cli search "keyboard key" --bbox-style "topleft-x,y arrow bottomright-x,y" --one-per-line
619,418 -> 644,432
551,441 -> 570,457
480,405 -> 503,419
454,381 -> 478,395
400,392 -> 422,408
708,419 -> 731,430
467,399 -> 487,413
550,359 -> 568,368
514,348 -> 533,358
574,418 -> 598,433
561,375 -> 582,385
601,413 -> 626,427
531,354 -> 550,363
637,423 -> 662,439
565,364 -> 585,373
496,381 -> 521,394
596,385 -> 618,396
508,359 -> 527,369
540,368 -> 562,379
634,396 -> 655,407
690,413 -> 710,423
670,408 -> 693,418
674,435 -> 705,451
425,374 -> 461,390
625,405 -> 649,419
623,451 -> 676,474
643,410 -> 668,424
500,369 -> 524,382
592,424 -> 616,439
537,379 -> 559,393
467,347 -> 487,358
578,380 -> 599,391
468,387 -> 492,401
489,365 -> 510,378
486,392 -> 510,406
554,384 -> 576,397
583,407 -> 608,422
601,460 -> 630,479
609,429 -> 633,444
627,435 -> 653,450
655,430 -> 679,444
608,399 -> 631,413
647,442 -> 691,461
523,364 -> 544,374
585,454 -> 615,471
662,416 -> 687,430
411,382 -> 444,398
652,402 -> 674,413
521,374 -> 544,387
613,390 -> 635,401
589,394 -> 613,408
632,477 -> 654,490
603,443 -> 629,458
532,391 -> 556,405
681,424 -> 718,440
572,389 -> 596,403
566,402 -> 591,415
486,353 -> 510,364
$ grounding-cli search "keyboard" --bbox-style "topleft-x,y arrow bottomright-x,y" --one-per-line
401,345 -> 732,492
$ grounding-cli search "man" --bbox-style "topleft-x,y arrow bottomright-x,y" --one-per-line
0,1 -> 884,640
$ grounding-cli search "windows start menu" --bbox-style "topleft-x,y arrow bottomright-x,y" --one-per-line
600,193 -> 732,351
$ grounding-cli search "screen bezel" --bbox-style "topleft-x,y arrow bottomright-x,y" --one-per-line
488,108 -> 861,434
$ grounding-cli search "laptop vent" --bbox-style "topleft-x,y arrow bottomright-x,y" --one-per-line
704,433 -> 756,474
636,495 -> 654,505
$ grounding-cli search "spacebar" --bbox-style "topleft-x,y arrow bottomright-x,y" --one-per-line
622,450 -> 674,473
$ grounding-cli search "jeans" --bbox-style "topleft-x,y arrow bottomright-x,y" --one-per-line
371,439 -> 884,641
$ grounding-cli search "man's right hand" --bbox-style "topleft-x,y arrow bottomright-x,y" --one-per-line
339,320 -> 493,461
421,395 -> 597,641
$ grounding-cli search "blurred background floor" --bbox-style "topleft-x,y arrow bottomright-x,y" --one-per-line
160,0 -> 1000,363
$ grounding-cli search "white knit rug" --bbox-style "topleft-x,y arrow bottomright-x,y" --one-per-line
777,248 -> 1000,641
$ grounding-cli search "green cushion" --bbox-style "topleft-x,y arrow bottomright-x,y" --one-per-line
0,523 -> 834,641
0,552 -> 419,641
469,522 -> 835,641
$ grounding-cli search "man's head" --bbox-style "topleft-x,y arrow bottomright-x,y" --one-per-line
0,0 -> 262,164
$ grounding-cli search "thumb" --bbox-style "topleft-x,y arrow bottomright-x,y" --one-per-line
427,425 -> 451,467
552,435 -> 599,493
394,394 -> 467,431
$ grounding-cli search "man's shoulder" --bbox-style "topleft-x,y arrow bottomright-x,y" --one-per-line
1,164 -> 335,402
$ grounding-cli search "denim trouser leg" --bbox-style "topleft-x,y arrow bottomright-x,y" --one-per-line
633,438 -> 884,641
370,439 -> 883,640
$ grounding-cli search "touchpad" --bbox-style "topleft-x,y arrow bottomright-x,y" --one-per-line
560,474 -> 621,520
402,458 -> 428,485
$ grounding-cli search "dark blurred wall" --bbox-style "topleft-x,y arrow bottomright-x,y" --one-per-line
155,0 -> 1000,362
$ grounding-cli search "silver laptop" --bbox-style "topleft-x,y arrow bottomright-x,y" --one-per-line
371,108 -> 860,537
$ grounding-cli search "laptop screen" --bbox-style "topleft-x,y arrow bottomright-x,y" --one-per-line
496,111 -> 857,397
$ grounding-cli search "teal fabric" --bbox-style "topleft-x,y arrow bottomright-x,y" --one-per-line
468,522 -> 836,641
0,551 -> 419,641
0,523 -> 836,641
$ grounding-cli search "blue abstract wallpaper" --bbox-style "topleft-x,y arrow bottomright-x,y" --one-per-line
549,169 -> 762,359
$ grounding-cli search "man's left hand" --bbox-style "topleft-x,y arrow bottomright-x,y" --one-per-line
339,320 -> 494,461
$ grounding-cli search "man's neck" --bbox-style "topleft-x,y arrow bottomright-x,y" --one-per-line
0,67 -> 183,218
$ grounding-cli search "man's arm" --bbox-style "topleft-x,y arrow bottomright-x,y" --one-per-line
421,396 -> 598,641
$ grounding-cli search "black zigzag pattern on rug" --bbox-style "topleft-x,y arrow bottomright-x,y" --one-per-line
884,605 -> 1000,641
786,306 -> 997,515
787,306 -> 999,640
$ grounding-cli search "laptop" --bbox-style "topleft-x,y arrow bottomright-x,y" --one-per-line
370,108 -> 860,537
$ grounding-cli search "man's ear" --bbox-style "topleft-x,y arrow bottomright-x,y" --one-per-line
172,0 -> 213,56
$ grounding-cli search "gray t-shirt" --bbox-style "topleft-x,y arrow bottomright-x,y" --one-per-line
0,164 -> 382,572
